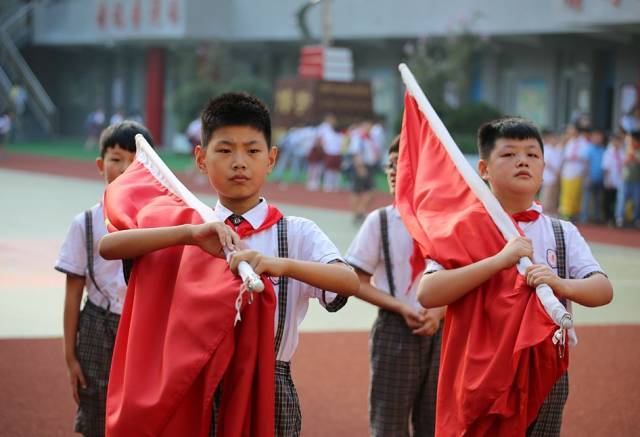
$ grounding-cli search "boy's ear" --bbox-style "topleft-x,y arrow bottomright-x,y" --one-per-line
194,145 -> 207,174
267,146 -> 278,173
477,158 -> 489,181
96,157 -> 105,175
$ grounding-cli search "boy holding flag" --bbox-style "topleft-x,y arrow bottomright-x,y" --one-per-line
394,64 -> 612,436
418,117 -> 613,435
99,92 -> 358,436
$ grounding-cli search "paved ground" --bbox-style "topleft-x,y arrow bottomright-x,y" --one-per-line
1,152 -> 639,436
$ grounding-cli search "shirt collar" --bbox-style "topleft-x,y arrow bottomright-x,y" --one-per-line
214,198 -> 268,229
528,201 -> 543,214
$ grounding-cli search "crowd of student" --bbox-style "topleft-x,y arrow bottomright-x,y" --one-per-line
53,92 -> 615,437
273,114 -> 387,222
540,115 -> 640,228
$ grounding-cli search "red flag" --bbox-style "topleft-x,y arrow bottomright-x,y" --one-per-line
396,92 -> 568,436
103,160 -> 276,437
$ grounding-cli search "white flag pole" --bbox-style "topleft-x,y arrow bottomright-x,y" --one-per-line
398,64 -> 572,331
134,134 -> 264,294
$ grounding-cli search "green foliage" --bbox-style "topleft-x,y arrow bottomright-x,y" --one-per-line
172,81 -> 223,132
442,102 -> 502,134
403,24 -> 502,153
171,76 -> 273,133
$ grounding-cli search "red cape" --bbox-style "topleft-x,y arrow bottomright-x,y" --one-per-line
395,92 -> 568,436
104,160 -> 276,437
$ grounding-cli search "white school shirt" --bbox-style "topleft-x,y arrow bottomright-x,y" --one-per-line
317,122 -> 343,156
561,136 -> 589,179
54,203 -> 127,314
345,205 -> 423,311
348,130 -> 378,166
542,145 -> 564,186
426,202 -> 605,331
214,199 -> 344,362
290,126 -> 317,158
602,144 -> 624,189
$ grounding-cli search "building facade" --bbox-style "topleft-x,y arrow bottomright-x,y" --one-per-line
4,0 -> 638,143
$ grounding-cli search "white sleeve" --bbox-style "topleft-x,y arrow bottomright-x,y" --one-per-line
54,213 -> 87,277
345,210 -> 381,275
425,259 -> 445,273
564,222 -> 605,279
292,218 -> 345,304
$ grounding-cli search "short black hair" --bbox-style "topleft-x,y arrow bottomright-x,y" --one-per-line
200,92 -> 271,149
389,135 -> 400,155
630,130 -> 640,143
477,117 -> 544,160
99,121 -> 155,158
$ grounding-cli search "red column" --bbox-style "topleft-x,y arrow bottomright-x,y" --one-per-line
145,47 -> 165,146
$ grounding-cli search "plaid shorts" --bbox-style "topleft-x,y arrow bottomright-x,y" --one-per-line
275,361 -> 302,437
526,372 -> 569,437
369,309 -> 442,437
74,300 -> 120,437
209,361 -> 301,437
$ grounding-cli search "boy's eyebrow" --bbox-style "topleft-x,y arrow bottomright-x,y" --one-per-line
501,143 -> 540,149
214,139 -> 262,146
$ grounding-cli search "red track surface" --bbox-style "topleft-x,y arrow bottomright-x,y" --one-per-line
1,327 -> 638,436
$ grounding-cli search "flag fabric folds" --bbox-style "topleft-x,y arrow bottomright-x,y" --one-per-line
103,159 -> 276,437
395,91 -> 568,436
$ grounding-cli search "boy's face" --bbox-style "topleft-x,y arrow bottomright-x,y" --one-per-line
591,131 -> 604,145
96,144 -> 136,184
478,137 -> 544,201
195,125 -> 277,208
386,151 -> 398,194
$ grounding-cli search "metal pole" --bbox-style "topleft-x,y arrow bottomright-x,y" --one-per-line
322,0 -> 332,47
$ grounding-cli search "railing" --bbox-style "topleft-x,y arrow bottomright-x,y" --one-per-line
0,2 -> 57,133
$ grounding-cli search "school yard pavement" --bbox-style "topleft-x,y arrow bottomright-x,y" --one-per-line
1,153 -> 639,436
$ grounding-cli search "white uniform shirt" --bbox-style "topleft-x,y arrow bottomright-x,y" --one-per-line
289,126 -> 317,157
426,203 -> 604,288
542,145 -> 564,186
186,118 -> 202,144
425,203 -> 605,345
214,199 -> 344,362
602,144 -> 624,189
317,122 -> 343,156
561,136 -> 589,179
349,130 -> 378,166
55,203 -> 127,314
345,206 -> 423,311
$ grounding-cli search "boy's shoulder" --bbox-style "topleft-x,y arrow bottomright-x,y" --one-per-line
66,203 -> 103,235
284,215 -> 324,235
537,213 -> 584,245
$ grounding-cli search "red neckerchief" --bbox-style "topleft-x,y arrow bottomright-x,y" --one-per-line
511,207 -> 541,223
225,205 -> 283,238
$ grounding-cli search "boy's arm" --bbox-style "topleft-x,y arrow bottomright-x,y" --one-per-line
228,250 -> 359,296
526,266 -> 613,307
62,274 -> 87,405
354,268 -> 425,329
418,236 -> 533,308
99,222 -> 240,260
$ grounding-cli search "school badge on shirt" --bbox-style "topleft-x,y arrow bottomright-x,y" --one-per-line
546,249 -> 558,269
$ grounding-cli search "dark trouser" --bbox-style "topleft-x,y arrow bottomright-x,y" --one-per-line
369,310 -> 442,437
603,187 -> 618,223
526,372 -> 569,437
210,361 -> 301,437
580,181 -> 605,223
74,300 -> 120,437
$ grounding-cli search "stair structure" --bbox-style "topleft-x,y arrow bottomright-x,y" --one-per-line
0,2 -> 57,135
